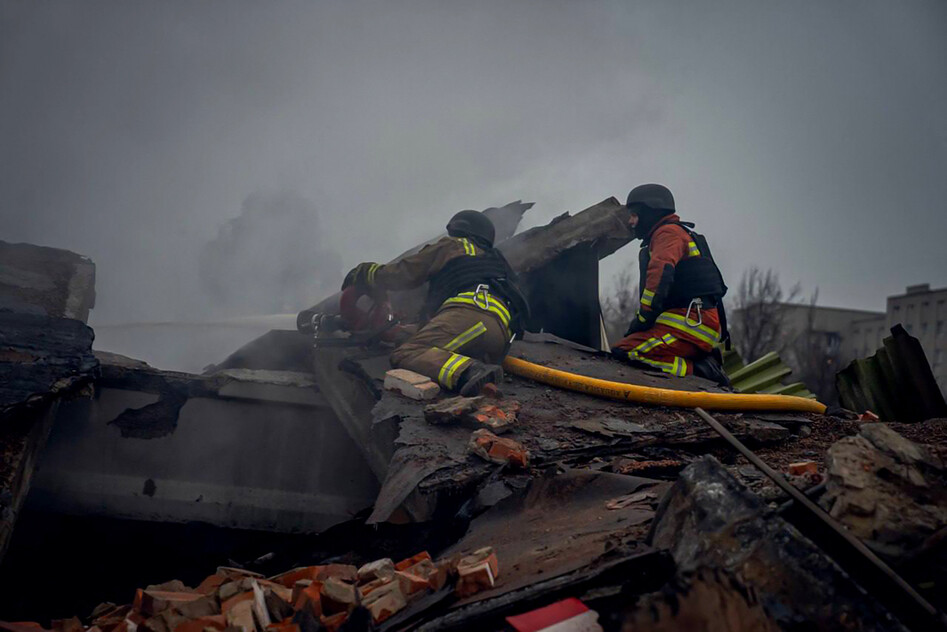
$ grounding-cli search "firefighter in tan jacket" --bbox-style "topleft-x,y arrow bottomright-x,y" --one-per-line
342,210 -> 529,396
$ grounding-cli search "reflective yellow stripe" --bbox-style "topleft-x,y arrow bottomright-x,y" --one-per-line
656,312 -> 720,345
367,263 -> 379,285
443,291 -> 511,333
637,311 -> 647,323
629,351 -> 687,377
687,241 -> 700,257
641,294 -> 653,307
661,333 -> 677,345
459,238 -> 475,256
632,337 -> 662,354
438,352 -> 472,388
444,322 -> 487,351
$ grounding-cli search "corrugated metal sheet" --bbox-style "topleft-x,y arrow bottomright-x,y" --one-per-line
836,324 -> 947,422
723,349 -> 816,399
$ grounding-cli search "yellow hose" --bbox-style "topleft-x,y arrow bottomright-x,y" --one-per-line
503,356 -> 827,414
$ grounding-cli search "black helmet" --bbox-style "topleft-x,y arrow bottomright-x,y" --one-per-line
626,184 -> 675,212
447,210 -> 496,246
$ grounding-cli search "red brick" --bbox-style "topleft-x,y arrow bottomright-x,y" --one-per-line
319,613 -> 347,632
314,564 -> 357,583
468,429 -> 529,467
356,558 -> 394,583
394,571 -> 429,599
788,461 -> 818,476
268,566 -> 321,588
362,581 -> 407,624
51,617 -> 82,632
394,551 -> 431,571
172,616 -> 226,632
455,547 -> 499,597
293,581 -> 323,617
194,574 -> 228,596
221,591 -> 253,615
135,591 -> 206,617
224,600 -> 255,632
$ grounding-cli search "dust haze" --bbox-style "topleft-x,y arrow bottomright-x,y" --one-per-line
2,1 -> 946,367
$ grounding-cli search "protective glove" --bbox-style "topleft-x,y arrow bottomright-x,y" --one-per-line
624,311 -> 652,337
341,262 -> 379,291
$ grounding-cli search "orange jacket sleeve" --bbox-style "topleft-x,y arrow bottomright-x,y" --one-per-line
638,224 -> 687,323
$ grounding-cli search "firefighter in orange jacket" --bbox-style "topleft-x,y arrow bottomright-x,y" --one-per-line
342,210 -> 529,396
612,184 -> 730,385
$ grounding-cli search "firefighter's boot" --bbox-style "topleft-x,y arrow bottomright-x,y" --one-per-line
693,349 -> 731,388
457,361 -> 504,396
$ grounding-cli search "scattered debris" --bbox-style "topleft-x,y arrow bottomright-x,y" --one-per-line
650,456 -> 912,630
822,423 -> 947,564
468,429 -> 530,467
423,395 -> 519,432
605,490 -> 658,510
455,546 -> 500,597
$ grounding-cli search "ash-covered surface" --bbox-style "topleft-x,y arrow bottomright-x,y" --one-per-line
360,336 -> 810,523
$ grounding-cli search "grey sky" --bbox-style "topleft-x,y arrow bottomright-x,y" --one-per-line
2,0 -> 946,326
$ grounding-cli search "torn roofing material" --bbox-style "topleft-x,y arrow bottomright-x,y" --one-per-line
837,324 -> 947,422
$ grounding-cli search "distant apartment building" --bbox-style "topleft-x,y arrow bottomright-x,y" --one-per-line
885,284 -> 947,393
732,284 -> 947,396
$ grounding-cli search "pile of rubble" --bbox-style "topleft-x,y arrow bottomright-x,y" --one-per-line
14,548 -> 500,632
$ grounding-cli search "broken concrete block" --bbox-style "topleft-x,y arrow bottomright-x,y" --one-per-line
384,369 -> 440,400
649,456 -> 909,629
356,558 -> 395,583
361,580 -> 407,624
787,461 -> 818,476
468,429 -> 529,468
320,577 -> 357,615
822,423 -> 947,563
455,547 -> 499,597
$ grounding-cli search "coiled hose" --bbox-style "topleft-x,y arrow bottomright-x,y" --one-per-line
502,356 -> 827,414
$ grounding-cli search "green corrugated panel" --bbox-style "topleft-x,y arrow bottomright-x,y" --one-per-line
763,382 -> 816,399
732,365 -> 793,393
728,351 -> 780,384
722,349 -> 745,374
